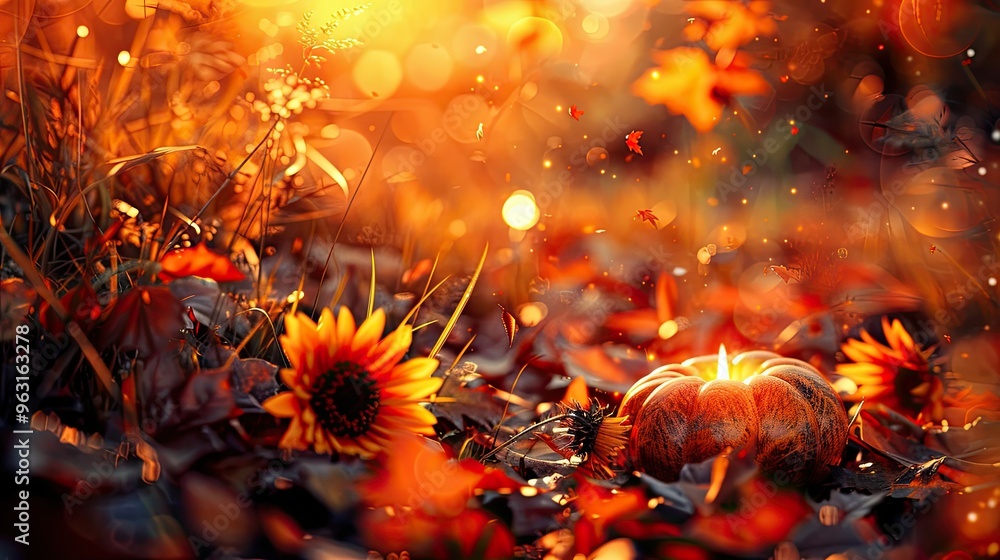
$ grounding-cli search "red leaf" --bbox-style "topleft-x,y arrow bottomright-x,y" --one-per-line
40,284 -> 101,336
158,243 -> 244,283
634,209 -> 658,228
101,287 -> 185,357
568,104 -> 584,120
625,130 -> 644,155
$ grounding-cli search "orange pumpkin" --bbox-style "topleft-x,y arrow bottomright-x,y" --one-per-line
620,350 -> 849,484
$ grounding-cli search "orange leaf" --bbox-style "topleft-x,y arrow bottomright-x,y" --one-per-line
632,47 -> 769,132
158,243 -> 244,283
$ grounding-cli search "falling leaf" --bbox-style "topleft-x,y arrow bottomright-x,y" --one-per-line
498,303 -> 519,348
625,130 -> 644,155
632,47 -> 769,132
476,122 -> 485,141
568,105 -> 584,120
634,209 -> 658,228
158,243 -> 245,283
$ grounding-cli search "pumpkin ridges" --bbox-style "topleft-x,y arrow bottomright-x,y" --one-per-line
682,380 -> 758,466
763,366 -> 849,480
625,356 -> 849,484
620,364 -> 698,418
748,375 -> 818,484
629,376 -> 703,481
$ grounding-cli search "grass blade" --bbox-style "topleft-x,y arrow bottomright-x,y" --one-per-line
429,243 -> 488,359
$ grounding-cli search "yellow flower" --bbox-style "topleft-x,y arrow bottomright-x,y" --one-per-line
263,307 -> 442,457
836,317 -> 942,421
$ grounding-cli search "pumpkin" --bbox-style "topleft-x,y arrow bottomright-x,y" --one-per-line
620,350 -> 849,484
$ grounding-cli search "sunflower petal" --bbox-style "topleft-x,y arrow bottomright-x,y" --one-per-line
382,403 -> 438,425
384,357 -> 440,384
382,378 -> 444,399
336,306 -> 357,355
262,392 -> 298,417
367,325 -> 413,375
317,307 -> 339,356
279,368 -> 301,389
352,308 -> 386,355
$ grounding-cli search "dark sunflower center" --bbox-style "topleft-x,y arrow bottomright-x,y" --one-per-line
309,361 -> 380,437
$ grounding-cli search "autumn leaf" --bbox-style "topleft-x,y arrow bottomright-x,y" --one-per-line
634,209 -> 658,228
683,1 -> 778,51
101,286 -> 185,358
158,243 -> 245,283
632,47 -> 769,132
360,434 -> 483,517
498,303 -> 519,348
625,130 -> 644,155
429,363 -> 505,429
568,105 -> 584,120
40,283 -> 101,336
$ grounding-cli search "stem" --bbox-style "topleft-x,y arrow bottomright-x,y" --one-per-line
479,414 -> 569,462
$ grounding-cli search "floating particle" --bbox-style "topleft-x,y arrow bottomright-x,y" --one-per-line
837,247 -> 848,259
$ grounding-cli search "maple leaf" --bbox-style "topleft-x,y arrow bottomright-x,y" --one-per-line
568,104 -> 584,120
683,0 -> 778,51
625,130 -> 644,155
158,243 -> 245,283
634,209 -> 659,227
632,47 -> 769,132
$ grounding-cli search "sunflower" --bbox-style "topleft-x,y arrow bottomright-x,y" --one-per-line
262,307 -> 442,456
836,317 -> 943,422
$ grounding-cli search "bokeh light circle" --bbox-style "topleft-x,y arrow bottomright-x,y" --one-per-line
503,190 -> 541,230
404,44 -> 453,91
353,50 -> 402,98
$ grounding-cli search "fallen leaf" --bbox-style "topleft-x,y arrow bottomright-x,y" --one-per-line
158,243 -> 245,283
